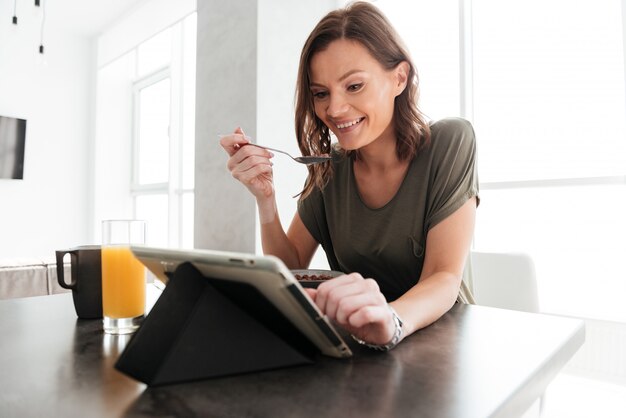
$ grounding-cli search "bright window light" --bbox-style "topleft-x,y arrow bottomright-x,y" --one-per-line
374,0 -> 626,322
135,193 -> 169,247
473,0 -> 626,182
377,0 -> 461,120
137,77 -> 171,185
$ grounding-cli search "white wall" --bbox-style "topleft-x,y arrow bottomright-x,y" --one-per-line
97,0 -> 195,68
0,7 -> 93,259
92,51 -> 135,236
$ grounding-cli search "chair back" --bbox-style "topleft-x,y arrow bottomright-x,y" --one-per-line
469,251 -> 539,313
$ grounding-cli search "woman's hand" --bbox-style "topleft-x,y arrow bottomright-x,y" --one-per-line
306,273 -> 397,345
220,128 -> 275,201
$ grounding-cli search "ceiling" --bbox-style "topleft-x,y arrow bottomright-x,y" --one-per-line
43,0 -> 147,37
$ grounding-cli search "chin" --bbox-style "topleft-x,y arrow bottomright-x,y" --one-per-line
334,133 -> 363,150
335,140 -> 360,151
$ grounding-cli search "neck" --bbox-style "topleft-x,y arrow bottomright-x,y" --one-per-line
355,133 -> 399,173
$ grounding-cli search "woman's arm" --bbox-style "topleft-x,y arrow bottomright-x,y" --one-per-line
261,212 -> 318,269
309,197 -> 476,346
219,129 -> 318,269
391,196 -> 477,335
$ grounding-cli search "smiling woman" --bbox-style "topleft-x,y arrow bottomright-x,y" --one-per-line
220,1 -> 479,351
308,39 -> 404,153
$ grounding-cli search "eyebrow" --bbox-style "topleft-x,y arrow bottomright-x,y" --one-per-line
310,69 -> 365,88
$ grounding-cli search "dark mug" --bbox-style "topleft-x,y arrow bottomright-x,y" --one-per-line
56,245 -> 103,319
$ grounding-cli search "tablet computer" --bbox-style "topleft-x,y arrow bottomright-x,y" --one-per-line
131,246 -> 352,359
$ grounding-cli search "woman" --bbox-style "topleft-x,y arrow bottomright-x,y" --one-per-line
220,2 -> 479,351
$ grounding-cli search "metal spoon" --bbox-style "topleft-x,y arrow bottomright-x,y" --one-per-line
246,143 -> 331,165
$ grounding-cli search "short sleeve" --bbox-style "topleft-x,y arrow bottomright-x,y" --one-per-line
424,118 -> 479,232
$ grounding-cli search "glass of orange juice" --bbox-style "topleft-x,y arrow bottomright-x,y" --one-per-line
101,220 -> 146,334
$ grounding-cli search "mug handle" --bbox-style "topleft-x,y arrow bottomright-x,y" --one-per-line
56,250 -> 78,290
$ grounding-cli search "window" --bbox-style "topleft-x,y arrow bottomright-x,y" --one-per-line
132,15 -> 197,249
94,13 -> 196,249
472,0 -> 626,183
376,0 -> 626,322
134,75 -> 171,187
376,0 -> 461,120
471,0 -> 626,323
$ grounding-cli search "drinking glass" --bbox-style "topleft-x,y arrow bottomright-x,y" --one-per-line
101,220 -> 146,334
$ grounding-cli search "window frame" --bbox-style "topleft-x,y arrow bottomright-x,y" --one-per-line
131,66 -> 171,193
460,0 -> 626,189
128,18 -> 194,248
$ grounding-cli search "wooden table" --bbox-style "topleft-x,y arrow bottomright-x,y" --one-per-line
0,288 -> 584,417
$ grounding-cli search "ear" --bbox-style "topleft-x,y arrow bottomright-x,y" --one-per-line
393,61 -> 410,97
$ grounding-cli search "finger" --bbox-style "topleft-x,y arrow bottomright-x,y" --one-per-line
347,304 -> 390,329
333,291 -> 387,326
234,127 -> 252,143
314,272 -> 366,315
303,288 -> 317,302
331,278 -> 384,323
229,148 -> 273,172
320,282 -> 368,320
231,161 -> 273,185
220,136 -> 249,157
228,154 -> 271,178
219,129 -> 250,157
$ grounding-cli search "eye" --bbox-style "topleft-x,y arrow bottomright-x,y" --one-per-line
312,91 -> 328,100
347,83 -> 363,92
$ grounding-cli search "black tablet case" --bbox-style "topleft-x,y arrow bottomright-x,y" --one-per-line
115,262 -> 317,386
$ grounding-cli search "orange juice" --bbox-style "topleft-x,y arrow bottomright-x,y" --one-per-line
101,246 -> 145,319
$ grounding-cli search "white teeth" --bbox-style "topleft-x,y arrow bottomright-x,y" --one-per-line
337,118 -> 362,129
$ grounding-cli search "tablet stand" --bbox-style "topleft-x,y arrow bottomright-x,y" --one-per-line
115,262 -> 317,386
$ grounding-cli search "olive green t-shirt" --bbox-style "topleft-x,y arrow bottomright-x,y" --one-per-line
297,117 -> 479,301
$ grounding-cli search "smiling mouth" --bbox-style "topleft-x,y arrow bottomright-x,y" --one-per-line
336,117 -> 365,129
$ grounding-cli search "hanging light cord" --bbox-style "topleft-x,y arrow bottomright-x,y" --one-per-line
12,0 -> 18,24
39,0 -> 46,53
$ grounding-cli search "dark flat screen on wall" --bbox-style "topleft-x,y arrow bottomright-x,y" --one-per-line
0,116 -> 27,179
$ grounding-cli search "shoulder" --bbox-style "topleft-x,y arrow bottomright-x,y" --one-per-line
430,117 -> 475,143
427,117 -> 476,155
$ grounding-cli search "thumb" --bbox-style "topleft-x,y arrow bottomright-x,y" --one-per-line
234,127 -> 249,142
304,288 -> 318,302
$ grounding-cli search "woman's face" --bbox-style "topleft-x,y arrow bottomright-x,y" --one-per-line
309,39 -> 407,151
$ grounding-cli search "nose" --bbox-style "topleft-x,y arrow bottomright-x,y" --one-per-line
326,92 -> 349,118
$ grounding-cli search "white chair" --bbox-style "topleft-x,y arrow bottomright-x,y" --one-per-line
467,251 -> 543,417
469,251 -> 539,313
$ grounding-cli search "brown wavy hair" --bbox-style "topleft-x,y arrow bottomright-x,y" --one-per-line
295,1 -> 431,200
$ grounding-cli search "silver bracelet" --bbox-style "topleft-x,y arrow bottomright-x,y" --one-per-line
351,305 -> 404,351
